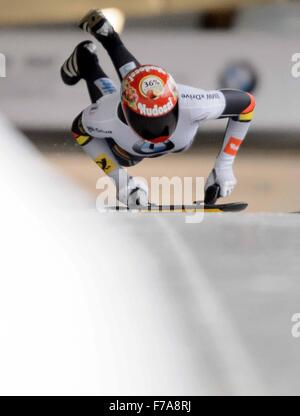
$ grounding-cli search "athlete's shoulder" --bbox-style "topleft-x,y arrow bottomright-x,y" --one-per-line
83,92 -> 119,120
178,84 -> 224,105
178,84 -> 226,120
178,84 -> 207,106
82,92 -> 119,134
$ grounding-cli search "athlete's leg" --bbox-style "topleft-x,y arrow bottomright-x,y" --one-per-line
79,10 -> 140,81
98,31 -> 140,81
61,40 -> 117,103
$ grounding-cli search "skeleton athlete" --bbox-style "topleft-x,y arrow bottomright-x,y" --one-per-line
61,10 -> 255,207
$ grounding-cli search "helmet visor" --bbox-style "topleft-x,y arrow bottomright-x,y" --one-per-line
124,102 -> 179,141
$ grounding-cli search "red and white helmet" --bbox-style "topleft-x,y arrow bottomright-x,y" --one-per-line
121,65 -> 179,142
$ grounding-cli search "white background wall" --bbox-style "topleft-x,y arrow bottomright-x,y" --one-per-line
0,28 -> 298,131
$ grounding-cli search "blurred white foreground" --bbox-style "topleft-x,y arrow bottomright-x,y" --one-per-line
0,114 -> 300,395
0,114 -> 203,395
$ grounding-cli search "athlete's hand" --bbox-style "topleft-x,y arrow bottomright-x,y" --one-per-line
118,177 -> 148,208
205,167 -> 237,199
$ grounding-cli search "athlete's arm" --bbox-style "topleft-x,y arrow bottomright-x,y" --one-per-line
205,89 -> 255,199
71,112 -> 148,207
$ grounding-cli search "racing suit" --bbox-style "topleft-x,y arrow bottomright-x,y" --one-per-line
67,25 -> 255,206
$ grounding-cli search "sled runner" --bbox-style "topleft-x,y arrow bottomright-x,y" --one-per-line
106,185 -> 248,213
107,202 -> 248,213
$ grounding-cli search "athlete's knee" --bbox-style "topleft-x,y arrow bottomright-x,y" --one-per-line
220,89 -> 256,121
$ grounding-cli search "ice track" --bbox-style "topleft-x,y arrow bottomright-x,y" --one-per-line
0,115 -> 299,395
